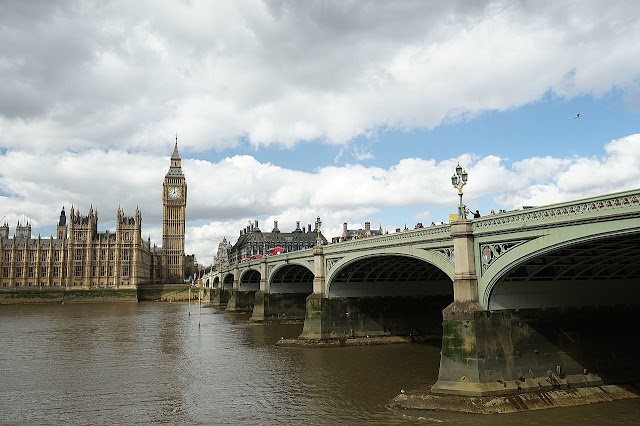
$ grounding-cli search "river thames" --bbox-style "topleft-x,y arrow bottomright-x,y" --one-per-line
1,303 -> 639,425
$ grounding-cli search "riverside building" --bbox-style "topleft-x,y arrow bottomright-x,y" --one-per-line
0,141 -> 188,288
0,207 -> 152,288
331,221 -> 383,243
227,218 -> 327,265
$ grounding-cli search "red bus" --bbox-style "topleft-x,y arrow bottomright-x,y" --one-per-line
266,247 -> 284,256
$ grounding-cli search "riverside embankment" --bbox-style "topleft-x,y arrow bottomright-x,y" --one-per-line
0,284 -> 204,304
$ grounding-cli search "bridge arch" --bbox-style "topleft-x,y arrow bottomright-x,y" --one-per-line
205,278 -> 210,288
239,268 -> 261,291
326,253 -> 454,298
212,276 -> 220,288
269,262 -> 314,294
484,226 -> 640,310
222,273 -> 234,290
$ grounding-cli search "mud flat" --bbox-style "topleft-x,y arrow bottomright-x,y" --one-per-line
276,335 -> 440,347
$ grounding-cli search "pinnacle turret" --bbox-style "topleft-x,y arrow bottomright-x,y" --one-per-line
171,135 -> 181,160
59,206 -> 66,226
166,134 -> 184,178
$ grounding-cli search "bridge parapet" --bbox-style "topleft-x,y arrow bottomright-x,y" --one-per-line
323,224 -> 452,254
279,248 -> 314,261
473,188 -> 640,234
234,247 -> 315,269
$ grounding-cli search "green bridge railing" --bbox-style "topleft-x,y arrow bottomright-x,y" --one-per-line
473,188 -> 640,234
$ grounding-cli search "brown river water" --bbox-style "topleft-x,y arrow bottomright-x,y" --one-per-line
1,302 -> 639,425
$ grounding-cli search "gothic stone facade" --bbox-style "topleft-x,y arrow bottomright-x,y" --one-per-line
0,142 -> 187,288
0,206 -> 153,288
213,237 -> 232,270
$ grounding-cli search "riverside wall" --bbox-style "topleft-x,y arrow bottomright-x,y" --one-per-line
0,287 -> 139,304
0,284 -> 199,304
137,284 -> 198,301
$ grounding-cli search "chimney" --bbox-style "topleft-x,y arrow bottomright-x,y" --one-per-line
365,222 -> 371,233
274,220 -> 278,228
296,221 -> 300,230
343,222 -> 348,233
255,220 -> 258,228
308,224 -> 311,232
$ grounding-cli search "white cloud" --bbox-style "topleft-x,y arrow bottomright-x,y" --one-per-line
353,148 -> 374,161
3,2 -> 640,264
413,211 -> 432,222
1,1 -> 640,152
3,133 -> 639,263
498,133 -> 640,208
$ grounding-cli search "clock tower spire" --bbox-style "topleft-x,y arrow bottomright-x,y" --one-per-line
162,136 -> 187,282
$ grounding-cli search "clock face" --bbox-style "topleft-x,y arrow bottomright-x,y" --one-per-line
168,186 -> 181,199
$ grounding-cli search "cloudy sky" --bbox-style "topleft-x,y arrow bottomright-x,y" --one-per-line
1,0 -> 640,264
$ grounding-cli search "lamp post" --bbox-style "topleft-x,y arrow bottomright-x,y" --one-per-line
315,216 -> 322,247
451,162 -> 468,220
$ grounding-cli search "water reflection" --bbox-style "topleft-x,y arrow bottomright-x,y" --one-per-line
0,303 -> 639,425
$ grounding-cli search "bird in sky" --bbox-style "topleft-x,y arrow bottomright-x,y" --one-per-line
574,113 -> 580,119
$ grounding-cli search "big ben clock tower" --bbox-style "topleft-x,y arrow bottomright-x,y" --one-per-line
162,136 -> 187,282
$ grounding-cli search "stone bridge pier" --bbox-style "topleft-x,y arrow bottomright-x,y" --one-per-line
227,262 -> 257,312
250,257 -> 314,322
211,270 -> 234,307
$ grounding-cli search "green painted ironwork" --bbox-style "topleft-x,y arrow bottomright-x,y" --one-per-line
201,188 -> 640,308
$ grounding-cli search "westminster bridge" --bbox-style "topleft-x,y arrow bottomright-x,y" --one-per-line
199,188 -> 640,398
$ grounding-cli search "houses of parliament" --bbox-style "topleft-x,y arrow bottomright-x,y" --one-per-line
0,142 -> 187,288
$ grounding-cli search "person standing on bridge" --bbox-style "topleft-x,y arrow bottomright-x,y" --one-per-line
473,210 -> 481,218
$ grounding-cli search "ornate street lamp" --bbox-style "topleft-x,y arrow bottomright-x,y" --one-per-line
315,216 -> 323,247
451,162 -> 468,220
